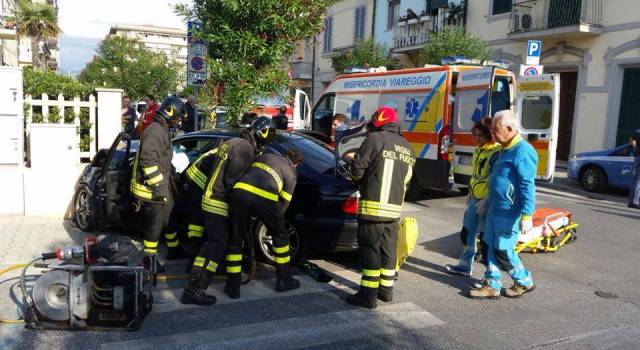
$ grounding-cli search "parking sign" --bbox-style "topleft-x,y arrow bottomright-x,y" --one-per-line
526,40 -> 542,65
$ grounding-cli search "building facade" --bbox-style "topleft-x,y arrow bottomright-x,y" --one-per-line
312,0 -> 375,102
108,24 -> 188,66
0,0 -> 60,69
467,0 -> 640,156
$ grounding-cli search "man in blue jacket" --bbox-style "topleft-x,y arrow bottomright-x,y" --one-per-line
629,130 -> 640,209
470,110 -> 537,299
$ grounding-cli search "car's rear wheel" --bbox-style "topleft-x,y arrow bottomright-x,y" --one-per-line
74,185 -> 94,232
581,166 -> 607,192
254,219 -> 305,266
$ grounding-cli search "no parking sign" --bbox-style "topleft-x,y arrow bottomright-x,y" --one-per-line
519,65 -> 544,76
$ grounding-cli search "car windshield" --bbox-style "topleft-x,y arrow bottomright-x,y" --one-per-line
278,136 -> 344,176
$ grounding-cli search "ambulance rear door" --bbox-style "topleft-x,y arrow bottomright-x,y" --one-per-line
452,67 -> 495,185
516,74 -> 560,181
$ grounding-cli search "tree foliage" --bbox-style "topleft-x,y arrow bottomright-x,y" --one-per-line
14,0 -> 61,68
417,27 -> 493,66
78,36 -> 182,100
23,66 -> 94,98
331,38 -> 400,74
176,0 -> 337,126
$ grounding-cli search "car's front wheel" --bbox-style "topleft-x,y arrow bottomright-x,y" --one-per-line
74,184 -> 94,232
253,219 -> 305,266
581,166 -> 607,192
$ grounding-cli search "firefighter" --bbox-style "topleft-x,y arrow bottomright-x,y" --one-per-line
130,96 -> 187,265
226,149 -> 304,299
181,117 -> 274,306
346,106 -> 415,309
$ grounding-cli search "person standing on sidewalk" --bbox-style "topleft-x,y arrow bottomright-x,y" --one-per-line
446,117 -> 500,277
629,130 -> 640,209
121,96 -> 137,140
470,110 -> 537,299
345,106 -> 415,309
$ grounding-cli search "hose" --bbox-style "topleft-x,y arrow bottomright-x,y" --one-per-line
0,263 -> 28,324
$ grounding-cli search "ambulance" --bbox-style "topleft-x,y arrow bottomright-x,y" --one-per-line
293,57 -> 560,192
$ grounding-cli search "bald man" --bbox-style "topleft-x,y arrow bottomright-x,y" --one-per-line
470,110 -> 537,299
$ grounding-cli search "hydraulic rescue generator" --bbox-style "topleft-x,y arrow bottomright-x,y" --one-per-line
22,235 -> 153,331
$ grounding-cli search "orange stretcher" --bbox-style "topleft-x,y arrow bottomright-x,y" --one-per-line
515,208 -> 578,254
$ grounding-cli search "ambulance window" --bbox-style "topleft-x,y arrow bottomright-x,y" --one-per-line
521,96 -> 552,130
490,77 -> 511,116
454,91 -> 485,131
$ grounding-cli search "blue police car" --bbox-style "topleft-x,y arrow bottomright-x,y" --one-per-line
568,143 -> 635,192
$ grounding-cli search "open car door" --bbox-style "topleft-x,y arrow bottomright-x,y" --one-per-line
293,89 -> 312,130
452,67 -> 496,184
516,74 -> 560,181
334,123 -> 368,161
100,132 -> 134,225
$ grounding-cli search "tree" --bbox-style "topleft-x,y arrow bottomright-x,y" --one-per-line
416,27 -> 493,66
176,0 -> 337,126
14,0 -> 61,69
78,36 -> 182,100
331,38 -> 400,74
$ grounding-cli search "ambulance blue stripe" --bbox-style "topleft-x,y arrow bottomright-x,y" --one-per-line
408,73 -> 447,132
418,144 -> 430,158
435,119 -> 442,132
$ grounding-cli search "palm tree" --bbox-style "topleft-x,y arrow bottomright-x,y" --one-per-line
14,0 -> 61,68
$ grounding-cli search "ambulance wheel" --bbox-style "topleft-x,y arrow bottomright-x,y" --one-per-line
254,219 -> 306,266
581,166 -> 607,192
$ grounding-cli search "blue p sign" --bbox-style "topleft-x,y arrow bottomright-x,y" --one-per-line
527,40 -> 541,57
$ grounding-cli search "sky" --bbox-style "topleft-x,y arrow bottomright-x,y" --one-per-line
58,0 -> 186,75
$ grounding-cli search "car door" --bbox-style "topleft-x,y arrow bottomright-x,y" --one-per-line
101,132 -> 133,225
605,144 -> 635,189
516,74 -> 560,181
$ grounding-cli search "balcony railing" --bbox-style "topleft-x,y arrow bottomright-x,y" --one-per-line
510,0 -> 602,34
392,9 -> 464,51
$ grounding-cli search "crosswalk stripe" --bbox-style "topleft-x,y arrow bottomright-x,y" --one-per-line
103,301 -> 444,350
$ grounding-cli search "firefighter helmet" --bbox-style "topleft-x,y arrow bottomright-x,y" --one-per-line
250,116 -> 276,146
372,106 -> 399,128
156,96 -> 186,123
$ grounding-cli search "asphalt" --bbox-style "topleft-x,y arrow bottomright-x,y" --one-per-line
0,178 -> 638,349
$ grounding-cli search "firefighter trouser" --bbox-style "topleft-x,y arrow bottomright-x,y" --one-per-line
629,163 -> 640,207
189,212 -> 228,289
482,208 -> 533,291
457,197 -> 488,273
229,190 -> 291,280
185,185 -> 206,249
140,194 -> 178,255
357,219 -> 398,300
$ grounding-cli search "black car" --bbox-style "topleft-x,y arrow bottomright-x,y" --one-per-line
73,130 -> 359,264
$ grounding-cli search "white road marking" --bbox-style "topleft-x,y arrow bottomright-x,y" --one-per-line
104,302 -> 444,350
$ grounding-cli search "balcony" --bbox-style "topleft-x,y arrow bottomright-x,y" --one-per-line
290,61 -> 313,80
508,0 -> 602,41
392,9 -> 464,53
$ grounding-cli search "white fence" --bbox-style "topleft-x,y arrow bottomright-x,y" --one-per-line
24,93 -> 98,159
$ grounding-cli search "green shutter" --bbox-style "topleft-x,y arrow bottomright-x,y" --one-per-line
616,68 -> 640,146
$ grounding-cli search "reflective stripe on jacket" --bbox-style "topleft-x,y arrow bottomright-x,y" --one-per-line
350,124 -> 416,222
233,153 -> 297,213
201,134 -> 256,216
130,117 -> 172,203
469,142 -> 501,200
185,147 -> 219,190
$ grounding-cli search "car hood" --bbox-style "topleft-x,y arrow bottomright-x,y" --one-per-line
574,149 -> 611,158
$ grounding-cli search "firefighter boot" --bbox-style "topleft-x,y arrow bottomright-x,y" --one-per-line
275,261 -> 300,292
346,287 -> 378,309
224,273 -> 241,299
181,268 -> 217,306
377,285 -> 393,302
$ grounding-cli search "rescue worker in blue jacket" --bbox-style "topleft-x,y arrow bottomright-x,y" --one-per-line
346,106 -> 415,309
446,117 -> 500,277
181,117 -> 274,306
130,96 -> 186,264
470,110 -> 537,299
629,130 -> 640,209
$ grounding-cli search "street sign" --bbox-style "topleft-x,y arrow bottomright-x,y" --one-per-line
519,65 -> 544,76
526,40 -> 542,65
187,20 -> 207,87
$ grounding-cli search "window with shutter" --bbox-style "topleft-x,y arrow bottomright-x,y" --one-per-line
355,6 -> 366,40
492,0 -> 512,15
323,17 -> 333,53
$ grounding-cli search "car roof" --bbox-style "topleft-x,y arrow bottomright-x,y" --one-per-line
173,129 -> 309,144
